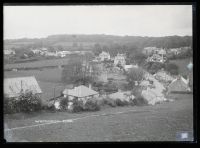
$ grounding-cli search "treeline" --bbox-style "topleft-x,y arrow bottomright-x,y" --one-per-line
4,34 -> 192,51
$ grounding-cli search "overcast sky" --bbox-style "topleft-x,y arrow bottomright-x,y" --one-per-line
4,5 -> 192,39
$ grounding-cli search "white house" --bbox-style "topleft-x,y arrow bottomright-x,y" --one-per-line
99,51 -> 110,61
142,47 -> 159,55
62,85 -> 99,101
4,49 -> 15,55
158,48 -> 167,56
169,48 -> 182,55
146,54 -> 166,63
114,53 -> 126,67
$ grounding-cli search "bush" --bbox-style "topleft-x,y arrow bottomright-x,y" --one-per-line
84,100 -> 100,111
4,92 -> 42,114
102,98 -> 117,107
17,92 -> 42,113
60,98 -> 69,111
165,63 -> 179,75
4,97 -> 20,114
115,99 -> 129,106
132,95 -> 148,106
72,99 -> 84,113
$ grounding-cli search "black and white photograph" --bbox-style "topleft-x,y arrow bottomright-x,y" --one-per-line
3,5 -> 194,142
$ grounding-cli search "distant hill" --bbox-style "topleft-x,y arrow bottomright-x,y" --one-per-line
4,34 -> 192,51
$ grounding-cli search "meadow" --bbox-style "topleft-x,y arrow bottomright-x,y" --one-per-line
4,58 -> 71,70
4,68 -> 65,104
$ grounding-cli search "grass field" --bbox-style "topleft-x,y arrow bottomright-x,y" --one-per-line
4,68 -> 63,83
4,68 -> 66,104
4,58 -> 70,69
4,93 -> 193,142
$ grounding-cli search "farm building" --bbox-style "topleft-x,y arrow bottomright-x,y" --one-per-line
99,51 -> 111,61
62,85 -> 99,101
167,76 -> 190,94
4,76 -> 42,98
114,53 -> 126,67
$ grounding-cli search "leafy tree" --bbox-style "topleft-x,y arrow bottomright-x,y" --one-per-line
143,62 -> 165,74
165,63 -> 179,75
126,67 -> 145,88
61,59 -> 100,85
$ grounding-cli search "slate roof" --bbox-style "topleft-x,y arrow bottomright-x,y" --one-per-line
63,85 -> 98,98
4,76 -> 42,98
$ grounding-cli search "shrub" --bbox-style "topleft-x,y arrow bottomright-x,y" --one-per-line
115,99 -> 129,106
72,99 -> 84,113
4,97 -> 20,114
59,98 -> 69,111
132,95 -> 148,106
165,63 -> 179,75
102,97 -> 117,107
4,92 -> 42,114
17,92 -> 42,113
84,100 -> 100,111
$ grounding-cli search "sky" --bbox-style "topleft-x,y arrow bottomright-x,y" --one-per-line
3,5 -> 192,39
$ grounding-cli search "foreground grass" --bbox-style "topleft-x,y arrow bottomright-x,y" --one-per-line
4,93 -> 193,142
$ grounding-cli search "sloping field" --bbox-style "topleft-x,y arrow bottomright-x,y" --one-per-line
4,68 -> 63,83
4,58 -> 69,70
4,94 -> 193,142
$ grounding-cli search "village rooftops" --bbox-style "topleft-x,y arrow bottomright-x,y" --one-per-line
63,85 -> 99,98
4,76 -> 42,98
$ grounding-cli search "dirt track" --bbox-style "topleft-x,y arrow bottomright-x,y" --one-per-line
4,94 -> 193,142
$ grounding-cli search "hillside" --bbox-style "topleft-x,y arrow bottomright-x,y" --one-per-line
4,34 -> 192,51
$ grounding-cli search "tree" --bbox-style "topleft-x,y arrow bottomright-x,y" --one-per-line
61,59 -> 100,85
93,43 -> 102,56
165,63 -> 179,75
126,67 -> 145,88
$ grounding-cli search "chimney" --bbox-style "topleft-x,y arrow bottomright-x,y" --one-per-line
187,75 -> 190,84
89,83 -> 92,89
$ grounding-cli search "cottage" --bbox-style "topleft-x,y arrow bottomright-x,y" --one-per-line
62,85 -> 99,102
114,53 -> 126,67
167,76 -> 190,94
4,76 -> 42,98
99,51 -> 110,61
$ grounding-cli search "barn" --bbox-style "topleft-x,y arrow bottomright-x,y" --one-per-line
63,85 -> 99,101
4,76 -> 42,98
167,76 -> 191,94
